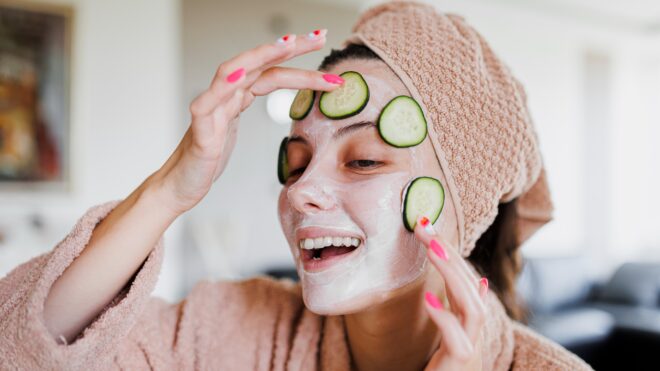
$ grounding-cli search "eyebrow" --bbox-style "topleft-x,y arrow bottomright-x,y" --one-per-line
334,120 -> 377,140
288,120 -> 376,145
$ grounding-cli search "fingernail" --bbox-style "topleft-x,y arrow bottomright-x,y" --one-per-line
322,73 -> 344,84
480,277 -> 489,296
226,67 -> 245,83
307,29 -> 325,39
425,291 -> 443,310
418,216 -> 436,235
429,239 -> 449,261
276,34 -> 295,45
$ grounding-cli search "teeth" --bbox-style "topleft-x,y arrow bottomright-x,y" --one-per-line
298,236 -> 362,250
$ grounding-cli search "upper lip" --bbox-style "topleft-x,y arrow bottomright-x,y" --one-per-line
295,226 -> 364,246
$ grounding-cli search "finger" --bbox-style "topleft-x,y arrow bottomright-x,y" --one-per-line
414,216 -> 486,339
414,216 -> 480,283
414,215 -> 484,307
424,291 -> 475,362
213,30 -> 329,101
249,66 -> 343,96
191,29 -> 328,116
479,277 -> 489,300
191,89 -> 245,148
250,29 -> 329,76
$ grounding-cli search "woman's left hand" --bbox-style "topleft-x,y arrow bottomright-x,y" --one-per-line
414,216 -> 490,371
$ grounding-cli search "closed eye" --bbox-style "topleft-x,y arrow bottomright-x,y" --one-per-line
346,159 -> 384,170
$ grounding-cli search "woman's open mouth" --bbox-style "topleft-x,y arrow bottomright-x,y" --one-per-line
298,235 -> 362,272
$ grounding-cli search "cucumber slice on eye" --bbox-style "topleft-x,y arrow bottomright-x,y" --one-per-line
289,89 -> 315,120
378,95 -> 428,148
277,137 -> 290,184
402,176 -> 445,232
319,71 -> 369,119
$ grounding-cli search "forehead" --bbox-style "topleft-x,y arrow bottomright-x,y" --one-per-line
291,58 -> 411,137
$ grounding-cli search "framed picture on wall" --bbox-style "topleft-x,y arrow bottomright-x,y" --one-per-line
0,1 -> 72,191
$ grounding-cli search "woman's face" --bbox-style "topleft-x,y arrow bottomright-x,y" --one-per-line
277,58 -> 459,314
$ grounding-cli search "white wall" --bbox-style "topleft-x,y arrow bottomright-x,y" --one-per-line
0,0 -> 183,300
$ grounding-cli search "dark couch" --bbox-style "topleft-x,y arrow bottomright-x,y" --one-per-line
517,257 -> 660,370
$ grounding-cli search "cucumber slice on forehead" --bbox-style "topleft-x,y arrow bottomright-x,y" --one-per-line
378,95 -> 428,148
402,176 -> 445,232
277,137 -> 289,185
319,71 -> 369,119
289,89 -> 315,120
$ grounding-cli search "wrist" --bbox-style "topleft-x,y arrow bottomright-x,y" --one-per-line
140,170 -> 183,222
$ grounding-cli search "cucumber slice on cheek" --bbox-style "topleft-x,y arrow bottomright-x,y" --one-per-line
319,71 -> 369,119
402,176 -> 445,232
277,137 -> 290,185
378,95 -> 428,148
289,89 -> 315,120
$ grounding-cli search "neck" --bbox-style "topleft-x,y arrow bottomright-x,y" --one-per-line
344,270 -> 445,371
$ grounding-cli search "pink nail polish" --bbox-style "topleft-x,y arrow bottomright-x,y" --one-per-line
322,73 -> 344,84
480,277 -> 489,293
425,291 -> 443,310
429,240 -> 449,261
307,29 -> 324,39
276,34 -> 295,45
419,216 -> 436,235
226,67 -> 245,83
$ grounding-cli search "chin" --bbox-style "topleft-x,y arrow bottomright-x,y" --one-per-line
299,272 -> 426,315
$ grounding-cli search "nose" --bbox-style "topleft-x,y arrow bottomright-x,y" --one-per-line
287,176 -> 337,214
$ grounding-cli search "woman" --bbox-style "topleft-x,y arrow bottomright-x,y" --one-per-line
0,1 -> 592,370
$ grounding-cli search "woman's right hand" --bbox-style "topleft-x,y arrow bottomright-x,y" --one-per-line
153,29 -> 344,216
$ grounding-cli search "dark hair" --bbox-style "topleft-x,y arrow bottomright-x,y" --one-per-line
318,43 -> 381,71
318,43 -> 526,321
468,198 -> 526,321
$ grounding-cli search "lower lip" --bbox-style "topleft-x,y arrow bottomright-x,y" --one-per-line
300,245 -> 361,272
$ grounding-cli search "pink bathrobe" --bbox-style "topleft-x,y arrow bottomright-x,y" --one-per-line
0,201 -> 593,370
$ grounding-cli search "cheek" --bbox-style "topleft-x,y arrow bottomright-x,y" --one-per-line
277,189 -> 287,218
341,173 -> 408,235
277,189 -> 295,241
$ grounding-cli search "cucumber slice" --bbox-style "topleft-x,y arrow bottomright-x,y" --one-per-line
319,71 -> 369,119
277,137 -> 289,184
378,95 -> 428,148
402,176 -> 445,232
289,89 -> 315,120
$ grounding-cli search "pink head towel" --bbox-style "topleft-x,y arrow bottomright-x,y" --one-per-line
342,0 -> 554,257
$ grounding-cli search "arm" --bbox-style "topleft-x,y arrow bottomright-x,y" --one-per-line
43,174 -> 176,343
43,28 -> 339,343
0,200 -> 166,370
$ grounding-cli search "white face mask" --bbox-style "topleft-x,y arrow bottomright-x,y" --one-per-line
276,61 -> 438,314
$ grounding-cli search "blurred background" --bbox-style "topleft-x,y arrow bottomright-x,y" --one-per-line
0,0 -> 658,368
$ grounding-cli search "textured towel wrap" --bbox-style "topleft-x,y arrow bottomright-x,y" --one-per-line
342,0 -> 554,257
